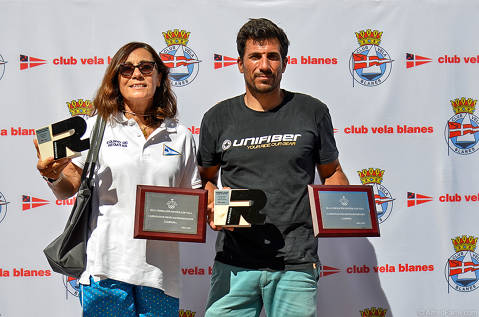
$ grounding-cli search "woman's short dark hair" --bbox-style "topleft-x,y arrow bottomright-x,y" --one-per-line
93,42 -> 176,121
236,18 -> 290,60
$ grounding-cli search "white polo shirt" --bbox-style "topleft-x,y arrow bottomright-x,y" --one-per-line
72,114 -> 201,298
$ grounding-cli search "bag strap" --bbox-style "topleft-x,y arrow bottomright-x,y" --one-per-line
80,115 -> 106,183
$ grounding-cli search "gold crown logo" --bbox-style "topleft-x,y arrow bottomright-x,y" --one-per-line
450,97 -> 477,114
358,168 -> 385,185
452,235 -> 478,252
355,29 -> 383,46
67,99 -> 94,117
163,29 -> 190,46
360,307 -> 387,317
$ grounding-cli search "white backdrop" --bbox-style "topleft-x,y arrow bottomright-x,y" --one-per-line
1,0 -> 479,316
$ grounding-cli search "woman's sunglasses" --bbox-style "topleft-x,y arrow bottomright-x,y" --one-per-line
119,61 -> 156,77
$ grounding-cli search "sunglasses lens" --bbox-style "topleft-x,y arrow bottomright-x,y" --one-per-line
119,62 -> 155,77
139,62 -> 155,75
119,64 -> 135,77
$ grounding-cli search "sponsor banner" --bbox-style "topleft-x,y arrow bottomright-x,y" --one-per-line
341,124 -> 434,135
0,267 -> 52,278
213,53 -> 339,68
407,192 -> 479,206
214,54 -> 237,69
444,97 -> 479,155
1,1 -> 479,316
345,263 -> 435,274
63,276 -> 80,298
0,53 -> 7,80
0,191 -> 9,224
406,53 -> 479,68
360,307 -> 388,317
0,127 -> 36,136
22,195 -> 77,210
357,168 -> 394,223
19,54 -> 111,70
406,53 -> 432,69
445,235 -> 479,293
179,309 -> 197,317
407,192 -> 433,207
22,195 -> 49,210
160,29 -> 200,87
349,29 -> 393,87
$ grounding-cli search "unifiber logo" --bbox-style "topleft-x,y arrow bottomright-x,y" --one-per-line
231,134 -> 302,147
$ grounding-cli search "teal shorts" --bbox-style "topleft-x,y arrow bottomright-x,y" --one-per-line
205,261 -> 320,317
79,277 -> 179,317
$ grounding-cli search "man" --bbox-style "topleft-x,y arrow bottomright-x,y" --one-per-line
197,18 -> 349,317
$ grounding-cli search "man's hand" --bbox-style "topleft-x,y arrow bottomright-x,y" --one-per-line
199,165 -> 233,231
206,187 -> 234,231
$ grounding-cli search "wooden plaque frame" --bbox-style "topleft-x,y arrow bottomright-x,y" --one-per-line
308,185 -> 380,237
134,185 -> 207,243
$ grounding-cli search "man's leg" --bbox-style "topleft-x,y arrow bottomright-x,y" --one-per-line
205,261 -> 263,317
262,264 -> 319,317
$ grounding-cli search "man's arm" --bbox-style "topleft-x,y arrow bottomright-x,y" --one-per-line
317,159 -> 349,185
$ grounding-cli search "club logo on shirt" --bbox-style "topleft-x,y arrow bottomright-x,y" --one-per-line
163,145 -> 181,156
444,97 -> 479,155
445,235 -> 479,293
357,168 -> 394,223
349,29 -> 393,87
0,191 -> 9,224
222,139 -> 232,150
160,29 -> 201,87
107,139 -> 128,147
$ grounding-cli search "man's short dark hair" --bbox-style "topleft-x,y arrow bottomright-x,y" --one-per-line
237,18 -> 290,60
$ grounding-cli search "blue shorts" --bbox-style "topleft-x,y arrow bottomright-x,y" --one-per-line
79,277 -> 179,317
205,261 -> 320,317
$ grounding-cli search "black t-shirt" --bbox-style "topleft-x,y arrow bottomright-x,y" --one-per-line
197,90 -> 339,270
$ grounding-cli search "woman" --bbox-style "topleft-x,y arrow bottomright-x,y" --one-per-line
34,42 -> 201,316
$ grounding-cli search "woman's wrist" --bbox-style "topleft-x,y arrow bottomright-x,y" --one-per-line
43,173 -> 63,186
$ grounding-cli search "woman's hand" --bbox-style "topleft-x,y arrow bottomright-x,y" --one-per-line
34,138 -> 83,199
34,139 -> 71,180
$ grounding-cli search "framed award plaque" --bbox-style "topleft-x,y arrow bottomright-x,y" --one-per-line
134,185 -> 207,243
308,185 -> 380,237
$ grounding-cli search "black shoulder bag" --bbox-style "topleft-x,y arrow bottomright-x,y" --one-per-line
43,115 -> 106,278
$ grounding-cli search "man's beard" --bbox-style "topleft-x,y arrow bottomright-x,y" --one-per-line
246,72 -> 280,94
